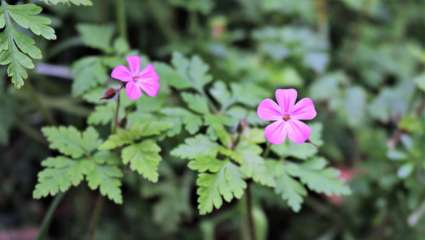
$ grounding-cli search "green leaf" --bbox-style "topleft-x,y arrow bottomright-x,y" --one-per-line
7,4 -> 56,40
204,114 -> 232,146
42,126 -> 101,158
230,83 -> 268,107
286,158 -> 351,195
210,81 -> 234,110
181,92 -> 210,114
171,135 -> 220,160
274,169 -> 307,212
42,0 -> 93,6
414,74 -> 425,93
33,157 -> 94,198
188,156 -> 225,173
197,162 -> 246,214
0,3 -> 55,88
86,164 -> 123,204
77,24 -> 114,52
161,107 -> 203,134
113,37 -> 129,54
171,52 -> 212,92
236,141 -> 274,187
344,86 -> 367,128
271,123 -> 323,160
86,152 -> 123,204
121,140 -> 161,182
155,62 -> 190,89
100,121 -> 171,150
71,57 -> 108,96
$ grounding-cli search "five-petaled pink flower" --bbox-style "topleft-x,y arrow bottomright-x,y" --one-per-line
257,88 -> 317,144
111,55 -> 160,100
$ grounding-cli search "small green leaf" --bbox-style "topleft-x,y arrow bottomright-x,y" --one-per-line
188,156 -> 224,173
171,52 -> 212,92
171,135 -> 220,160
204,114 -> 232,146
100,121 -> 171,150
33,157 -> 94,198
86,152 -> 123,204
182,93 -> 210,114
71,57 -> 108,96
274,169 -> 307,212
77,24 -> 114,52
197,162 -> 246,214
7,4 -> 56,40
286,158 -> 351,195
42,126 -> 101,158
121,140 -> 161,182
42,0 -> 93,5
236,141 -> 274,187
155,63 -> 190,89
210,81 -> 234,110
161,107 -> 203,135
414,73 -> 425,93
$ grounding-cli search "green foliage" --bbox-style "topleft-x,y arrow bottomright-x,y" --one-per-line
197,161 -> 246,214
42,126 -> 101,158
182,92 -> 210,114
77,24 -> 114,53
71,57 -> 108,96
0,2 -> 55,88
171,52 -> 212,93
34,128 -> 123,204
286,158 -> 351,196
100,121 -> 171,150
42,0 -> 92,6
86,151 -> 123,204
171,135 -> 220,159
121,140 -> 162,182
161,107 -> 203,135
273,166 -> 307,212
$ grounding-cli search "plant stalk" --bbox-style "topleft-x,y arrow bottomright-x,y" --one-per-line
116,0 -> 128,41
88,89 -> 122,239
36,192 -> 66,240
245,182 -> 256,240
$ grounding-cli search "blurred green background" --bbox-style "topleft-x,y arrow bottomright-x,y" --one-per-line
2,0 -> 425,239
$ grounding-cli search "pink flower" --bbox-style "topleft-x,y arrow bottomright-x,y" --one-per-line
257,88 -> 317,144
111,55 -> 160,100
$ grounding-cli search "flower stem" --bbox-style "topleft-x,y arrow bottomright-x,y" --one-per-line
88,90 -> 121,239
245,182 -> 256,240
113,90 -> 121,132
88,195 -> 104,240
115,0 -> 128,41
36,192 -> 66,240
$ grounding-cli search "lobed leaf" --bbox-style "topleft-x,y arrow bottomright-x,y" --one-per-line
121,140 -> 162,182
171,135 -> 220,160
197,162 -> 246,214
286,158 -> 351,195
42,126 -> 101,158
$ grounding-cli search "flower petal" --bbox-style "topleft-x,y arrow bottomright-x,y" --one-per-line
111,65 -> 131,82
264,120 -> 289,144
291,98 -> 317,120
125,81 -> 142,100
287,119 -> 311,144
127,55 -> 141,74
275,88 -> 297,113
257,99 -> 282,121
137,64 -> 160,96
